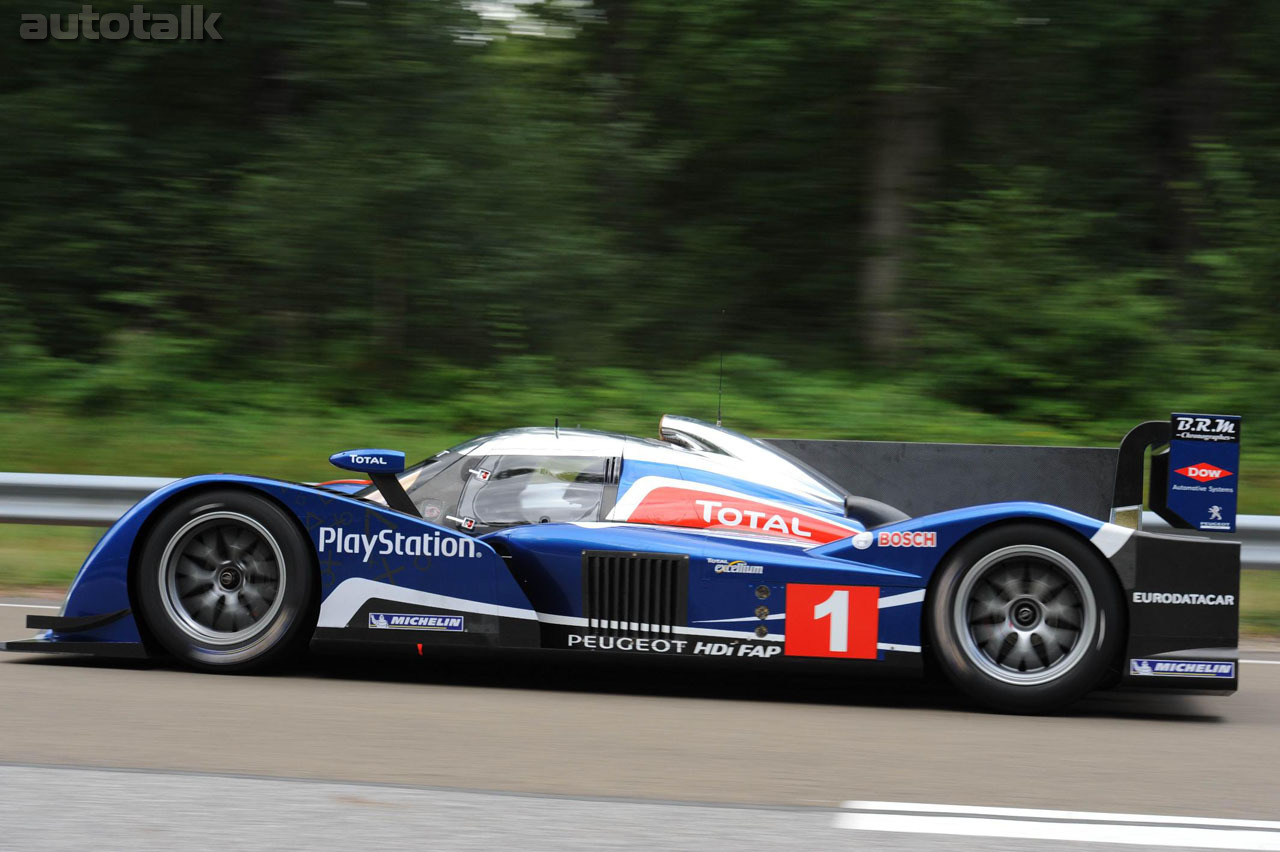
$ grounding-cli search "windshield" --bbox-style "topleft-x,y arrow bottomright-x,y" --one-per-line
356,436 -> 488,510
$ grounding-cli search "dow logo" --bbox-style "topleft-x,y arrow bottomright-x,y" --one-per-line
1175,463 -> 1233,483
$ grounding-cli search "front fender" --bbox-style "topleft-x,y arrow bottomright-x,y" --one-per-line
808,501 -> 1126,579
46,474 -> 524,646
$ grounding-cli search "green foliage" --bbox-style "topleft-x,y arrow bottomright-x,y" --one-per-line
913,171 -> 1172,426
1,0 -> 1279,462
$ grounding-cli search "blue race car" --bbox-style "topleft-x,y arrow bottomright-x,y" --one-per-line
2,414 -> 1241,713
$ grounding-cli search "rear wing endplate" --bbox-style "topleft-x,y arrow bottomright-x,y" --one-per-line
1112,413 -> 1241,532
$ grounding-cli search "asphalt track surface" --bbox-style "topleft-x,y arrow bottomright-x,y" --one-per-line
2,600 -> 1279,850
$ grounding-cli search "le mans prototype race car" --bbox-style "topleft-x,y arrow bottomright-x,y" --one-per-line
3,414 -> 1242,713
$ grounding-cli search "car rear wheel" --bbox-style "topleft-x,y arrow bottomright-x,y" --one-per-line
136,489 -> 316,672
927,523 -> 1124,713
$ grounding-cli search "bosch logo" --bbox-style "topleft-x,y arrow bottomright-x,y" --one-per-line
350,454 -> 387,466
877,530 -> 937,548
1175,463 -> 1233,483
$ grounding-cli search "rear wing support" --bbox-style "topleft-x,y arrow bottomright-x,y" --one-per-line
1111,414 -> 1241,533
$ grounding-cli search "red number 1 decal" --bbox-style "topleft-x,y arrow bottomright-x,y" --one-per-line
784,584 -> 879,659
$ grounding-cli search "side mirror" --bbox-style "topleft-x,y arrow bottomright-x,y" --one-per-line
329,449 -> 406,474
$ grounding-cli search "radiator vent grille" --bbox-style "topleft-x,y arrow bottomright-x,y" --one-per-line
582,551 -> 689,637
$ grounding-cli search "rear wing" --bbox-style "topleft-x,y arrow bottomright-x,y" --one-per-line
767,412 -> 1241,530
1113,413 -> 1241,533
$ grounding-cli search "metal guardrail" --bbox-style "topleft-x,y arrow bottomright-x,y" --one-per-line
0,472 -> 1276,569
1141,512 -> 1280,571
0,473 -> 176,527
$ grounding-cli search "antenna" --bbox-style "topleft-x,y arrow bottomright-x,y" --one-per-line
716,350 -> 724,427
716,309 -> 725,426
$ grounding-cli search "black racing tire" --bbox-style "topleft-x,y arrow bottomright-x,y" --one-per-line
926,523 -> 1124,714
135,488 -> 317,672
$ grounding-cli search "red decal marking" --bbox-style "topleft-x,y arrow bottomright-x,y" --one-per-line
624,486 -> 855,543
876,530 -> 937,548
784,584 -> 879,659
1174,463 -> 1233,483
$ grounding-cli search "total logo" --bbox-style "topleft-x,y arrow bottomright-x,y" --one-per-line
350,454 -> 388,466
1175,463 -> 1233,483
609,477 -> 861,544
695,499 -> 816,538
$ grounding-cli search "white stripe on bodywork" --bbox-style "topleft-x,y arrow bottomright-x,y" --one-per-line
606,475 -> 860,534
567,521 -> 814,548
1089,522 -> 1134,558
878,589 -> 925,608
318,578 -> 538,628
694,589 -> 925,623
319,578 -> 924,651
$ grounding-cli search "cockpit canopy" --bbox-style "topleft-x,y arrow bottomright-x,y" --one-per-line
358,415 -> 854,534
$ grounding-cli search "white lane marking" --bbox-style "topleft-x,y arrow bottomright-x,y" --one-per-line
1243,659 -> 1280,665
1089,522 -> 1134,558
0,603 -> 59,610
836,801 -> 1280,850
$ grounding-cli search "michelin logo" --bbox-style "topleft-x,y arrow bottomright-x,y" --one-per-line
369,612 -> 465,631
1129,659 -> 1235,678
318,527 -> 480,562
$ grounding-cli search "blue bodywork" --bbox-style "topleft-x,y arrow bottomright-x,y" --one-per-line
30,469 -> 1111,662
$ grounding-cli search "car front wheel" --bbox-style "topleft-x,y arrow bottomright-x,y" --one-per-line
136,489 -> 316,672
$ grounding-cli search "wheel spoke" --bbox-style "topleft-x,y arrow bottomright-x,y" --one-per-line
971,620 -> 1011,656
177,554 -> 213,579
186,537 -> 218,566
226,527 -> 256,558
239,583 -> 271,616
1005,632 -> 1037,671
968,592 -> 1005,624
1042,600 -> 1081,630
957,544 -> 1098,685
162,512 -> 289,646
1035,623 -> 1077,658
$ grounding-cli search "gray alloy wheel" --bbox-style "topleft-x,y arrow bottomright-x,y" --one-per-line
927,523 -> 1124,713
137,489 -> 316,672
158,512 -> 287,646
952,544 -> 1096,686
